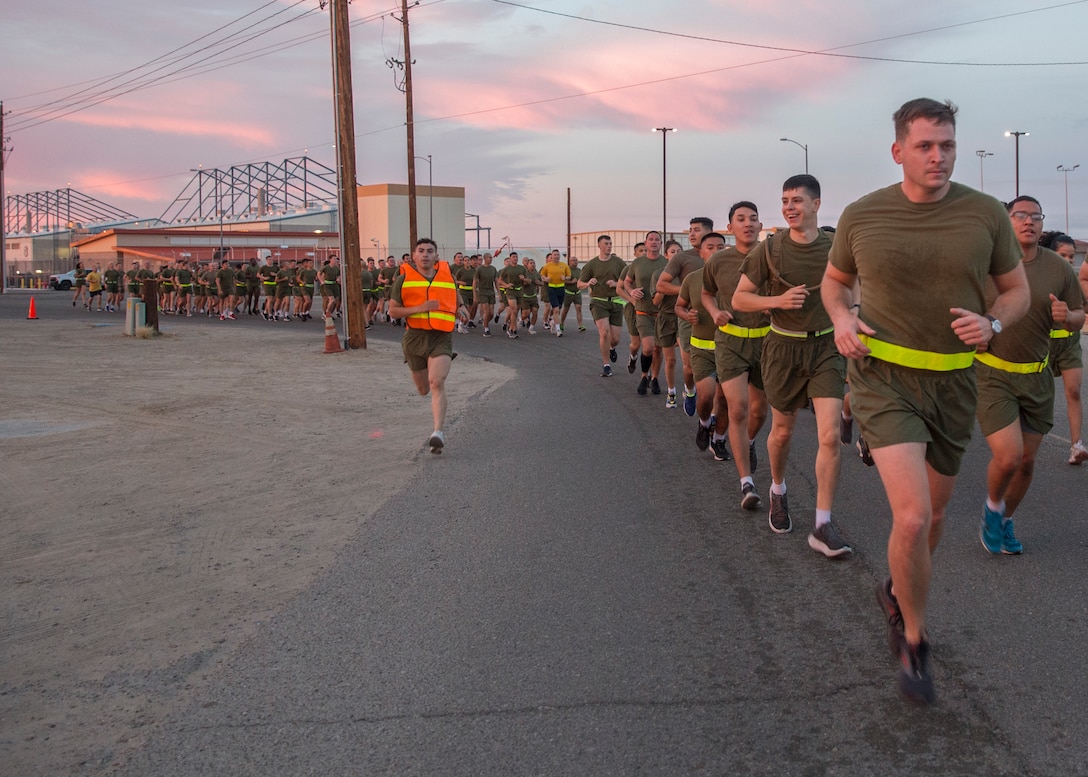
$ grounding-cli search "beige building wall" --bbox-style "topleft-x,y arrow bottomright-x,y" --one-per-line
357,184 -> 465,262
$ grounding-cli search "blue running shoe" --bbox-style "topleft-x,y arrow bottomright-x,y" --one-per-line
683,390 -> 697,417
980,504 -> 1003,554
1001,518 -> 1023,555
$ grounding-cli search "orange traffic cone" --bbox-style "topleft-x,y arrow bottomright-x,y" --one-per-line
27,297 -> 38,320
323,315 -> 344,354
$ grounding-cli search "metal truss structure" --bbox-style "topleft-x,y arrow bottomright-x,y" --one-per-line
159,156 -> 339,226
4,188 -> 138,236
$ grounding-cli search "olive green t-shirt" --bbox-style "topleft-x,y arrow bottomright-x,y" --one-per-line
658,249 -> 704,314
579,255 -> 626,299
704,246 -> 769,330
829,182 -> 1022,355
174,268 -> 192,285
985,246 -> 1083,364
455,265 -> 477,289
104,268 -> 121,285
498,264 -> 528,290
521,270 -> 541,300
475,264 -> 498,292
679,270 -> 716,342
300,268 -> 318,286
357,268 -> 372,291
564,266 -> 582,293
742,230 -> 833,332
322,264 -> 340,285
216,267 -> 235,291
628,255 -> 667,314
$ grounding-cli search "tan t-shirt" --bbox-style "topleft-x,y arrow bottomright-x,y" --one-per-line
985,246 -> 1083,363
742,230 -> 833,332
829,182 -> 1022,355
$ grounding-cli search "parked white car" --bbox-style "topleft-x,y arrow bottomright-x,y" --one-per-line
49,270 -> 78,290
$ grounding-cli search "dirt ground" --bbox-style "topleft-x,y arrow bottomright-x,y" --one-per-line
0,319 -> 513,776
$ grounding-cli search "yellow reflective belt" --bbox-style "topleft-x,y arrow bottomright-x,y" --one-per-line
611,296 -> 625,304
457,285 -> 473,290
548,282 -> 565,288
859,335 -> 974,371
1050,328 -> 1074,339
770,323 -> 834,339
720,323 -> 770,339
690,335 -> 716,350
974,351 -> 1049,374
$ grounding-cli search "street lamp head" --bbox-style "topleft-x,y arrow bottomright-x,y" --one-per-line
1004,130 -> 1030,138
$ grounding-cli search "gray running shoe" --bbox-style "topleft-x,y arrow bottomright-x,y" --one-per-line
768,490 -> 792,534
808,521 -> 853,558
428,430 -> 445,454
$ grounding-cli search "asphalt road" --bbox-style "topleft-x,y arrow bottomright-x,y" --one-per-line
8,290 -> 1088,775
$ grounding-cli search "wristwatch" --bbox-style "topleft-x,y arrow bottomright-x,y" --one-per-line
985,314 -> 1002,335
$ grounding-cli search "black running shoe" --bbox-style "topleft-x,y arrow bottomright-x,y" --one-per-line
898,639 -> 936,705
876,577 -> 905,658
628,354 -> 638,374
740,482 -> 761,511
695,423 -> 711,451
637,376 -> 649,396
857,437 -> 875,466
609,347 -> 618,363
650,378 -> 661,395
711,439 -> 731,461
768,490 -> 792,534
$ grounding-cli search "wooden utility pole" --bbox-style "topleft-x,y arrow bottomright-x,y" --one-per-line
1,102 -> 8,294
329,0 -> 366,348
401,0 -> 418,248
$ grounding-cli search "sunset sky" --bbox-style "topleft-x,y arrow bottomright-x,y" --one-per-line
3,0 -> 1087,247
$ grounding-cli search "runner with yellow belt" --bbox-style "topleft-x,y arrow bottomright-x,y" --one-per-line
678,233 -> 730,461
1043,233 -> 1088,464
624,232 -> 667,397
733,174 -> 850,559
824,97 -> 1030,705
578,236 -> 626,377
703,201 -> 770,508
975,197 -> 1085,556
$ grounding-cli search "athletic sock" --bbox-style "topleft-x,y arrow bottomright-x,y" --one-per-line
740,476 -> 754,488
699,417 -> 711,428
712,432 -> 726,443
771,481 -> 787,496
986,498 -> 1005,515
815,509 -> 831,528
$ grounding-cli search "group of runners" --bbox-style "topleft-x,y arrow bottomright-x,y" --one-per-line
391,97 -> 1088,707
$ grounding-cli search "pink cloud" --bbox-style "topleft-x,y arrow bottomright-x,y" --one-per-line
60,104 -> 275,147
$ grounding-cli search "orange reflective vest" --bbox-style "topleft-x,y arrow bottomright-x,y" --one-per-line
401,262 -> 457,332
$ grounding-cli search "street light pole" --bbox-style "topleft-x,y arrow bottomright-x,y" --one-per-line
414,154 -> 432,238
1004,131 -> 1029,197
652,127 -> 676,237
975,150 -> 993,192
1058,164 -> 1079,234
780,137 -> 809,174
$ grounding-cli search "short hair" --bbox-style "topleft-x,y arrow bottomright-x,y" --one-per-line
893,98 -> 957,142
783,174 -> 821,200
700,232 -> 727,246
1006,195 -> 1041,212
414,238 -> 437,250
645,230 -> 661,239
633,242 -> 646,251
597,235 -> 612,245
690,217 -> 714,230
728,201 -> 759,221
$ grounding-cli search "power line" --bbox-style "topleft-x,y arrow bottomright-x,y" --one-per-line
491,0 -> 1088,67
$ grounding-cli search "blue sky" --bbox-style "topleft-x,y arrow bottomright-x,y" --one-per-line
3,0 -> 1087,246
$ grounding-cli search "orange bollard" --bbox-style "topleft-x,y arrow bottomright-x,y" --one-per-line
27,297 -> 38,320
323,315 -> 344,354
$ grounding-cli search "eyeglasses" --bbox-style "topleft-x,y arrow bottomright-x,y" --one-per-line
1010,211 -> 1045,223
